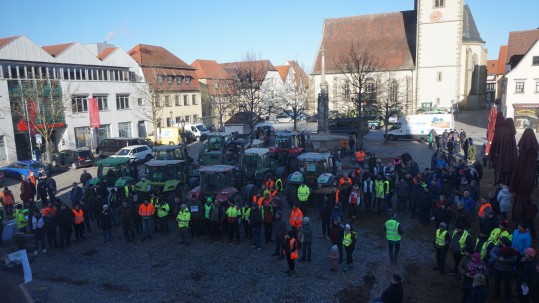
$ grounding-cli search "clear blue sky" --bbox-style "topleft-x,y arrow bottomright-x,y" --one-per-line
1,0 -> 537,72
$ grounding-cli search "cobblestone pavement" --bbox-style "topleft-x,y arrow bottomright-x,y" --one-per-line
3,112 -> 494,302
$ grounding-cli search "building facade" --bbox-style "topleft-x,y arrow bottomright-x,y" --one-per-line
0,35 -> 147,163
311,0 -> 487,115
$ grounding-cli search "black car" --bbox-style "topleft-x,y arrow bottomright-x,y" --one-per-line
52,149 -> 95,169
305,115 -> 319,123
95,137 -> 153,157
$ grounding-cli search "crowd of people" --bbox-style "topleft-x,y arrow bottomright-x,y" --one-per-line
1,133 -> 538,303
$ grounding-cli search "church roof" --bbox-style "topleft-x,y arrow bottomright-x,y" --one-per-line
312,10 -> 417,74
462,5 -> 484,43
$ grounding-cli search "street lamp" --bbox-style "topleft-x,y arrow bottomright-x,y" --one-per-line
169,110 -> 173,127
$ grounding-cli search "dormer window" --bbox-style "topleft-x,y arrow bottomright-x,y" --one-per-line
185,76 -> 191,85
176,76 -> 182,84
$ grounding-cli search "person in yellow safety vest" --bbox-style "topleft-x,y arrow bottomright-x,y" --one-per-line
241,202 -> 251,239
150,193 -> 160,233
275,177 -> 283,192
488,220 -> 512,245
385,213 -> 403,265
226,200 -> 241,244
448,223 -> 472,275
14,204 -> 29,232
374,177 -> 387,216
297,182 -> 310,214
124,184 -> 134,198
177,204 -> 190,245
156,199 -> 170,235
434,222 -> 450,274
474,232 -> 490,260
342,224 -> 357,271
204,197 -> 214,234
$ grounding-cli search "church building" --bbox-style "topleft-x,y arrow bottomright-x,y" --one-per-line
311,0 -> 487,115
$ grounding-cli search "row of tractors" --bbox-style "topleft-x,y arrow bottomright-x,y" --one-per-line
89,131 -> 340,206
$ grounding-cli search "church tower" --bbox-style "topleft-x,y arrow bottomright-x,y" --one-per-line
415,0 -> 464,112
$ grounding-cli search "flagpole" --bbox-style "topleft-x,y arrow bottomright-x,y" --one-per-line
20,80 -> 35,161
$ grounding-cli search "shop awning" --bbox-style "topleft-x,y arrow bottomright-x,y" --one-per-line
513,103 -> 539,109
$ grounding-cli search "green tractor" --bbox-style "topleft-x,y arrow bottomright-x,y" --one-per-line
134,159 -> 199,200
152,144 -> 191,161
198,132 -> 252,166
242,148 -> 275,186
88,157 -> 138,189
285,152 -> 338,201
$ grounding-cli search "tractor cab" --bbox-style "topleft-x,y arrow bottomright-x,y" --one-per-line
287,152 -> 337,188
152,144 -> 191,162
187,165 -> 245,205
90,157 -> 138,189
242,148 -> 275,184
205,132 -> 234,151
271,131 -> 305,154
199,132 -> 247,166
135,159 -> 198,199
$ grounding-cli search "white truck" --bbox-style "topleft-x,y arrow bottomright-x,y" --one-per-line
384,114 -> 454,141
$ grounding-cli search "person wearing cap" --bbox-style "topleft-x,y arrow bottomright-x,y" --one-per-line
99,204 -> 113,242
492,236 -> 518,301
512,222 -> 532,257
272,210 -> 287,258
448,223 -> 472,275
488,220 -> 512,246
177,204 -> 191,245
300,217 -> 313,262
434,222 -> 450,274
374,274 -> 404,303
517,247 -> 537,302
385,213 -> 403,265
342,224 -> 357,271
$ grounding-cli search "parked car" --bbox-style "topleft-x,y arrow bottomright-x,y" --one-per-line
51,149 -> 95,169
0,160 -> 49,180
96,137 -> 153,157
274,115 -> 293,124
110,145 -> 153,162
328,117 -> 370,136
305,115 -> 319,123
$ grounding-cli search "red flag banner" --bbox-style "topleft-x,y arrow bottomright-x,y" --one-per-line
88,98 -> 100,128
27,99 -> 37,135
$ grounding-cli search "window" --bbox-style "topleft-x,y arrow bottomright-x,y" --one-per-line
138,98 -> 143,106
175,95 -> 180,106
72,96 -> 88,113
166,117 -> 173,127
75,127 -> 91,148
192,94 -> 197,105
389,81 -> 399,103
176,76 -> 182,85
167,76 -> 173,84
97,124 -> 111,145
175,117 -> 182,123
164,95 -> 171,107
184,115 -> 190,123
515,82 -> 525,93
437,72 -> 442,82
214,82 -> 219,89
116,95 -> 130,110
193,114 -> 198,123
183,95 -> 189,106
118,122 -> 132,138
486,83 -> 496,92
185,76 -> 191,85
157,75 -> 163,84
95,96 -> 108,111
435,0 -> 445,8
533,56 -> 539,66
536,82 -> 539,93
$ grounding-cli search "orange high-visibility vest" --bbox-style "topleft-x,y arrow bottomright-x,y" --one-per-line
1,191 -> 14,205
289,208 -> 303,228
257,197 -> 264,207
269,190 -> 278,197
477,203 -> 492,218
288,238 -> 299,259
339,177 -> 351,187
265,180 -> 274,190
355,151 -> 366,161
28,175 -> 37,187
73,209 -> 84,224
41,207 -> 56,216
335,189 -> 340,204
138,203 -> 155,218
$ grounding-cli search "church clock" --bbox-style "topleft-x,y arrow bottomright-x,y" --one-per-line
429,10 -> 443,22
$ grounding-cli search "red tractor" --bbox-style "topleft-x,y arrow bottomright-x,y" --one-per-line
268,131 -> 306,178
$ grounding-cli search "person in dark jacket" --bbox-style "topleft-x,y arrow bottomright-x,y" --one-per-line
56,203 -> 74,250
45,176 -> 57,204
42,202 -> 58,249
319,196 -> 333,239
300,217 -> 313,261
70,182 -> 83,206
250,203 -> 262,250
331,218 -> 345,264
79,170 -> 92,186
479,210 -> 498,236
375,274 -> 404,303
262,201 -> 273,244
119,201 -> 136,243
37,178 -> 48,207
99,204 -> 113,242
492,237 -> 518,301
272,211 -> 287,258
518,248 -> 537,303
469,274 -> 487,303
418,186 -> 433,224
434,202 -> 452,229
283,231 -> 299,274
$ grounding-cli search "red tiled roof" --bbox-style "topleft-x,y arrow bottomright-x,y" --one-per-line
486,60 -> 498,75
142,67 -> 200,91
191,59 -> 230,79
97,47 -> 117,60
42,42 -> 75,57
221,60 -> 277,76
128,44 -> 194,70
0,35 -> 21,48
275,65 -> 290,82
496,45 -> 508,74
313,11 -> 417,74
506,29 -> 539,65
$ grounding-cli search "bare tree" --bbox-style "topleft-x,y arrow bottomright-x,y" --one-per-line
5,77 -> 71,163
274,62 -> 310,131
335,43 -> 381,147
376,72 -> 404,143
228,52 -> 269,133
200,78 -> 234,129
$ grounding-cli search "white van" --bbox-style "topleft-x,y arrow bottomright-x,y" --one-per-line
184,123 -> 210,141
385,114 -> 454,141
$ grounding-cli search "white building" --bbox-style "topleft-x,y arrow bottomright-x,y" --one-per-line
311,0 -> 487,115
0,35 -> 148,162
501,29 -> 539,133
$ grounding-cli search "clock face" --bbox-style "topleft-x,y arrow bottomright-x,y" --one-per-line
429,10 -> 443,22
